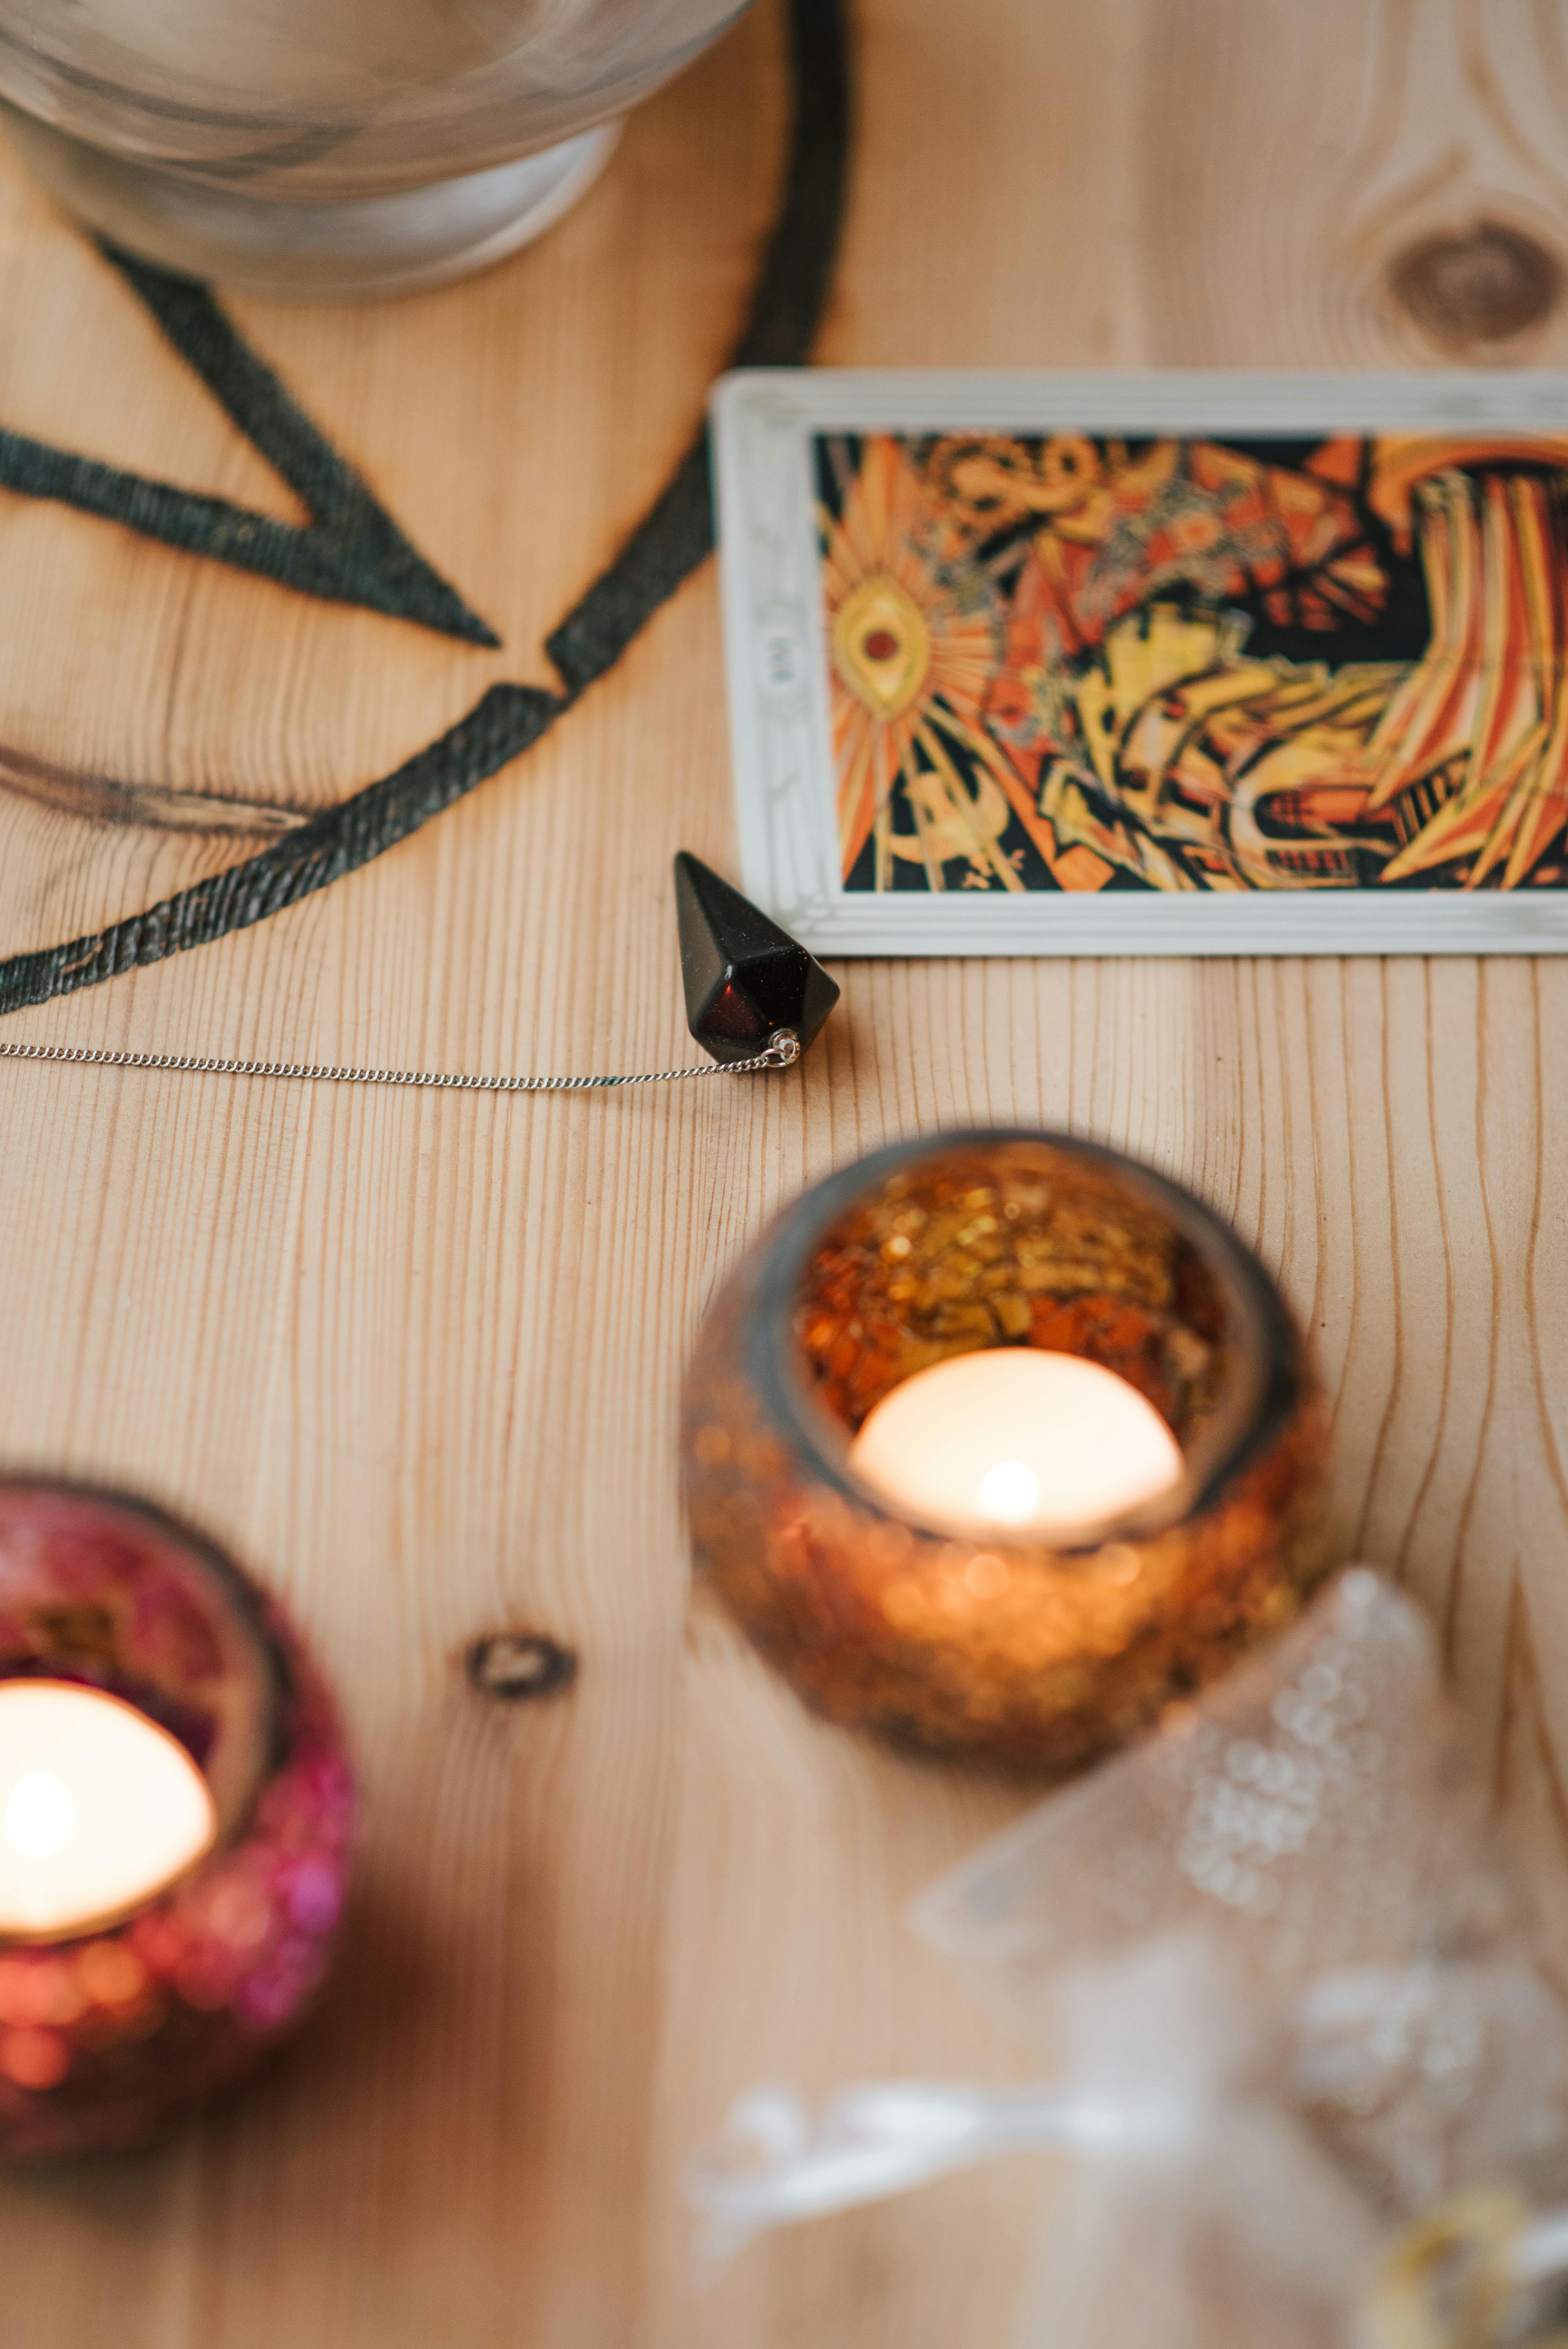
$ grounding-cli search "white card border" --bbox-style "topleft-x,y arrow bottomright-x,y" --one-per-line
710,367 -> 1568,957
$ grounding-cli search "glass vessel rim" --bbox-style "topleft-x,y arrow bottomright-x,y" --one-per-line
742,1127 -> 1300,1555
0,1473 -> 290,1853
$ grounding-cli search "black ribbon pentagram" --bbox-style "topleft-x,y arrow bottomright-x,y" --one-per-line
0,0 -> 849,1015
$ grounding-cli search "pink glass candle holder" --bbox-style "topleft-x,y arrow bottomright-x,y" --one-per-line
0,1477 -> 353,2161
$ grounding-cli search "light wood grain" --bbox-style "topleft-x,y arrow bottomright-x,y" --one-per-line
2,3 -> 1568,2344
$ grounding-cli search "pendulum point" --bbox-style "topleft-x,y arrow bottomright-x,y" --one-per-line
673,854 -> 839,1066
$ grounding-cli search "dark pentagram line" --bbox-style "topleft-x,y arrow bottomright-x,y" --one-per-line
0,245 -> 500,648
0,0 -> 851,1016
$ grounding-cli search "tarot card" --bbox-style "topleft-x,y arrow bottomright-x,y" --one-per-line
710,369 -> 1568,954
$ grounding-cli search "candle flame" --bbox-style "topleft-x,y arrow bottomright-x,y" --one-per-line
5,1771 -> 75,1860
847,1349 -> 1185,1538
978,1462 -> 1041,1524
0,1682 -> 217,1937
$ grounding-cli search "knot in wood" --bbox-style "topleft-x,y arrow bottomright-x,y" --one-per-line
1389,222 -> 1560,348
466,1631 -> 578,1703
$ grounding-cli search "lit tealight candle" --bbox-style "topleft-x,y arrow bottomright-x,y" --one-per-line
848,1349 -> 1185,1537
0,1681 -> 217,1939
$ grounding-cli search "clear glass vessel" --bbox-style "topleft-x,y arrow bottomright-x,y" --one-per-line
0,0 -> 753,296
682,1131 -> 1330,1780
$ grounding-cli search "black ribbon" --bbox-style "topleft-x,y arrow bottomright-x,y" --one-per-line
0,0 -> 850,1014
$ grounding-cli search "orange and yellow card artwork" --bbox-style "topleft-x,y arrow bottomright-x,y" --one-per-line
816,430 -> 1568,895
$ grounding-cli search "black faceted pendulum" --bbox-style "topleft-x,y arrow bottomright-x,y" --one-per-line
0,856 -> 838,1095
674,852 -> 840,1067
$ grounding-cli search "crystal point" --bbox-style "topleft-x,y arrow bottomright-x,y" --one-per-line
674,853 -> 839,1064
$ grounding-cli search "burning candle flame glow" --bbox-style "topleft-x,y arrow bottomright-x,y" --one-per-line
0,1682 -> 217,1937
976,1461 -> 1041,1524
848,1350 -> 1185,1538
5,1772 -> 76,1860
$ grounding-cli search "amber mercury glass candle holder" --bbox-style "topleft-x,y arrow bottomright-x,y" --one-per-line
0,1478 -> 353,2160
682,1132 -> 1329,1779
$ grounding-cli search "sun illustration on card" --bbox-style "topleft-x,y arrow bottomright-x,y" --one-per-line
812,426 -> 1568,897
819,437 -> 1105,895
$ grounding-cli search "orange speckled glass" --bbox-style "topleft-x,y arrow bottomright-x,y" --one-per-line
682,1132 -> 1329,1779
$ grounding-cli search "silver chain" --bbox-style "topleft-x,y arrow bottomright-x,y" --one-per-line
0,1027 -> 802,1092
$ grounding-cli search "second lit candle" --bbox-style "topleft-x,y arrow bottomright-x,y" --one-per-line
848,1348 -> 1184,1538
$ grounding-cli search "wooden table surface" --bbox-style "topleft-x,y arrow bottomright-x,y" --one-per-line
4,2 -> 1568,2341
